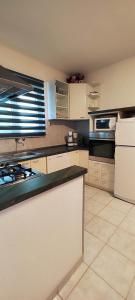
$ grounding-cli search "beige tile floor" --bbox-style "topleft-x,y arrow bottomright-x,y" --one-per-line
54,185 -> 135,300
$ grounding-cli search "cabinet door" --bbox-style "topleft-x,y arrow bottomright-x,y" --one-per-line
69,84 -> 88,119
79,150 -> 89,182
100,163 -> 114,192
69,151 -> 79,166
31,157 -> 47,173
47,153 -> 71,173
88,160 -> 101,186
19,160 -> 31,168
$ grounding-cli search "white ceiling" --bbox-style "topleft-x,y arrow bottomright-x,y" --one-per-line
0,0 -> 135,73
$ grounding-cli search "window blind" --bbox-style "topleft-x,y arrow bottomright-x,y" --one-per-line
0,69 -> 45,137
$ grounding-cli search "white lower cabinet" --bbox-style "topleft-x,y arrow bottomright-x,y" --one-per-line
100,163 -> 114,191
30,157 -> 47,173
69,150 -> 80,166
47,153 -> 71,173
20,157 -> 47,173
19,160 -> 31,168
88,160 -> 115,192
79,150 -> 89,183
88,160 -> 101,186
19,150 -> 89,178
47,150 -> 89,177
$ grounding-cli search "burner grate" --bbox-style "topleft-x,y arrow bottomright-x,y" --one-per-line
0,163 -> 36,186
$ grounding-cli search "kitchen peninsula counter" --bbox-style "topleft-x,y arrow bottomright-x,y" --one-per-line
0,165 -> 87,211
0,165 -> 86,300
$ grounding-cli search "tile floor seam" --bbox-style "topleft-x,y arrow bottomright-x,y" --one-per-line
125,273 -> 135,300
97,207 -> 126,226
105,208 -> 133,245
84,230 -> 107,266
85,197 -> 116,218
106,242 -> 135,266
59,265 -> 89,300
84,212 -> 96,228
90,267 -> 125,299
85,216 -> 135,268
84,187 -> 135,300
90,211 -> 125,227
84,226 -> 116,244
84,215 -> 135,265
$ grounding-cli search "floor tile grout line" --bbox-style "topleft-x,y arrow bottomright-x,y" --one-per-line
59,264 -> 89,300
125,267 -> 135,300
90,267 -> 125,299
84,227 -> 116,244
84,186 -> 135,299
84,196 -> 115,218
104,206 -> 131,244
84,230 -> 107,266
84,205 -> 125,227
84,206 -> 135,265
84,226 -> 135,297
84,225 -> 135,266
84,228 -> 132,299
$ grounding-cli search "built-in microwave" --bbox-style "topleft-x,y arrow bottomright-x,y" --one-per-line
94,117 -> 116,131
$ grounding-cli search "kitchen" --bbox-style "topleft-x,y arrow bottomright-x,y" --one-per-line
0,1 -> 135,300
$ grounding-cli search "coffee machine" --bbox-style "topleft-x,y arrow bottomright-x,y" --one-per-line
66,131 -> 78,147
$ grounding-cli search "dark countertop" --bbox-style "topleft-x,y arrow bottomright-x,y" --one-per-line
0,166 -> 87,212
0,144 -> 89,164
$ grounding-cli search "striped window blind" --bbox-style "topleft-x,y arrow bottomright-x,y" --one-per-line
0,69 -> 45,137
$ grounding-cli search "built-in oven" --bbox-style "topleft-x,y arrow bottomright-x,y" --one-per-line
89,131 -> 115,159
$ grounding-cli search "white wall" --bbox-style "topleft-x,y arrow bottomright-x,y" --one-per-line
87,56 -> 135,110
0,43 -> 65,81
0,43 -> 71,153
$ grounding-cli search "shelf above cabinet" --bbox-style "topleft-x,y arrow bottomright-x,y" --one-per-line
47,80 -> 69,120
56,93 -> 68,97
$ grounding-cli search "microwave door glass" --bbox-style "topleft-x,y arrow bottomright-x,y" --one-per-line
96,119 -> 110,129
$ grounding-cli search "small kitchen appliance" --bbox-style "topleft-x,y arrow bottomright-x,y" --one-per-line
66,131 -> 74,147
73,132 -> 78,146
94,116 -> 116,131
66,131 -> 78,147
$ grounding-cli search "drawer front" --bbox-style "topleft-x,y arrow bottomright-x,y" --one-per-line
47,153 -> 70,173
69,151 -> 79,166
100,163 -> 114,191
31,157 -> 47,173
88,160 -> 101,186
19,160 -> 31,168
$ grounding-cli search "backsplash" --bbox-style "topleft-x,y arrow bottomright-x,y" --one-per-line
0,123 -> 72,153
0,120 -> 89,154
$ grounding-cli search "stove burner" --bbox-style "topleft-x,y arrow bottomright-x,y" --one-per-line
0,163 -> 36,186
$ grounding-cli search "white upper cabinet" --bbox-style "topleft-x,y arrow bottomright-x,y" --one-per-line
47,80 -> 69,120
69,83 -> 92,119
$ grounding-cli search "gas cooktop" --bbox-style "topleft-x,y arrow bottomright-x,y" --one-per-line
0,163 -> 37,186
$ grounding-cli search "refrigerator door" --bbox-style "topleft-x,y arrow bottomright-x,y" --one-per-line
114,146 -> 135,204
116,118 -> 135,146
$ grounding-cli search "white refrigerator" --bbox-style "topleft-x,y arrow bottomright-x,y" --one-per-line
114,117 -> 135,204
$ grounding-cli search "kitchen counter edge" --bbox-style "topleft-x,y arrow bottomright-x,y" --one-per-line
0,166 -> 87,212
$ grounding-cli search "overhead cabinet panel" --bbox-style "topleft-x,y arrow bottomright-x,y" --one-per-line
69,83 -> 92,119
47,80 -> 69,120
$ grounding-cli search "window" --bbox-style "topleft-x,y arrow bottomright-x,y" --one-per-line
0,69 -> 45,137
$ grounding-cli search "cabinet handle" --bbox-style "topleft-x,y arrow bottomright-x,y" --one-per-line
80,117 -> 85,119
